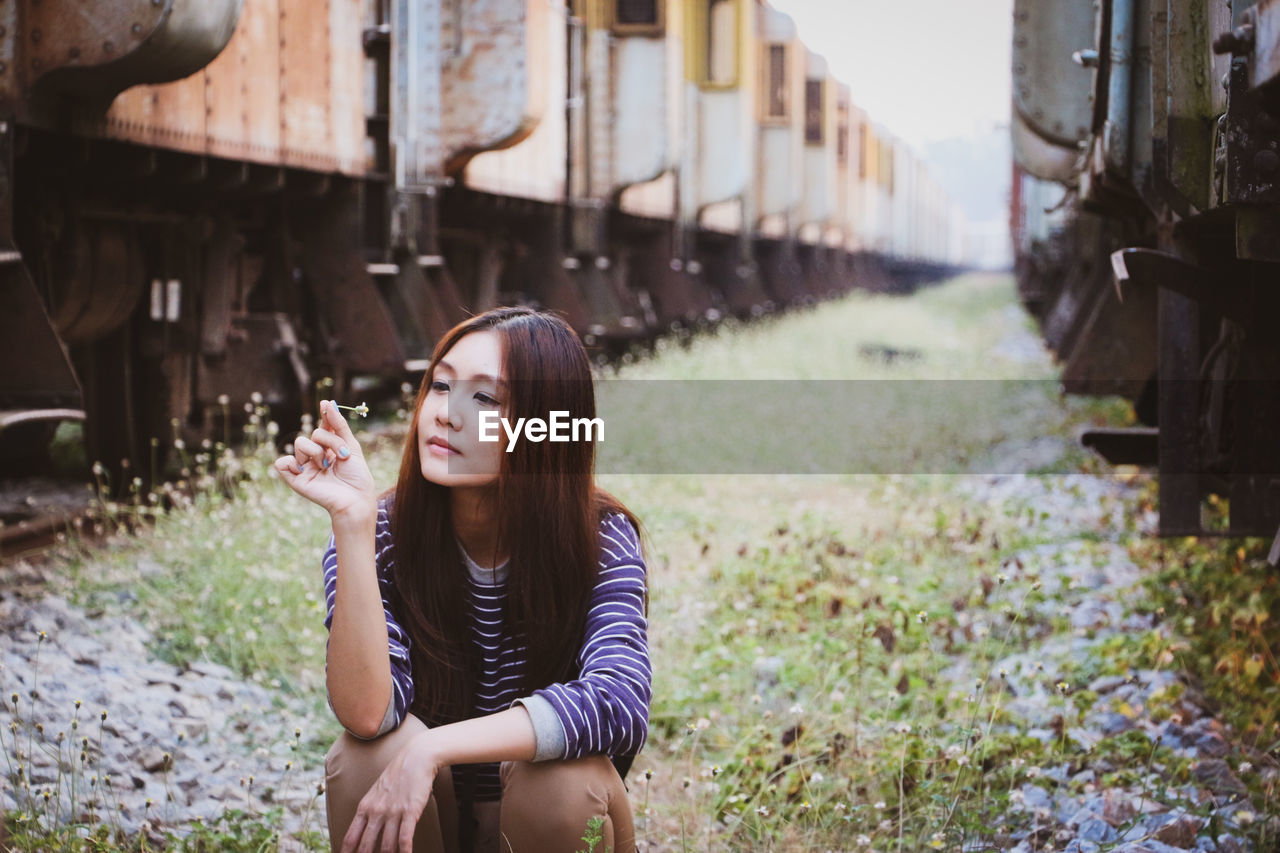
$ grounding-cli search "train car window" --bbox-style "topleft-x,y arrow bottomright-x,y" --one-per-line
617,0 -> 658,24
804,79 -> 824,144
765,44 -> 787,119
613,0 -> 664,33
707,0 -> 738,86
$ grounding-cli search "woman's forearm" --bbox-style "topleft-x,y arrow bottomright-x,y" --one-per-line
326,504 -> 394,737
421,707 -> 538,767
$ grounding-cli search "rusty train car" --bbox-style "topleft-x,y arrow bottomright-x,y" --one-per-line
1,0 -> 964,477
1011,0 -> 1280,540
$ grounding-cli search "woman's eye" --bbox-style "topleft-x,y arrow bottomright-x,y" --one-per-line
430,380 -> 449,393
474,392 -> 499,407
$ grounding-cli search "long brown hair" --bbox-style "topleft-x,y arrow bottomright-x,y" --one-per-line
388,307 -> 638,726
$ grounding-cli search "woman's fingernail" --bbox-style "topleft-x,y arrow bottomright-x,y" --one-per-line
338,447 -> 350,459
322,457 -> 331,469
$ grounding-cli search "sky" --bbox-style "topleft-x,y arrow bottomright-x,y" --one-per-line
769,0 -> 1014,150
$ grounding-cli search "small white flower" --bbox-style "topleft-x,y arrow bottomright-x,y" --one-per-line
895,722 -> 912,734
873,800 -> 886,810
1238,761 -> 1253,774
789,703 -> 805,715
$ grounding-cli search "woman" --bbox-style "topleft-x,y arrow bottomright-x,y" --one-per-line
274,308 -> 650,853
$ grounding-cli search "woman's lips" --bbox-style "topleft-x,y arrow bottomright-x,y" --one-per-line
427,435 -> 460,456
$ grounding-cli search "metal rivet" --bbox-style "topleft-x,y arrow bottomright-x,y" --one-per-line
132,23 -> 142,35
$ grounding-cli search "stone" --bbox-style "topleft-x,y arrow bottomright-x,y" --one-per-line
1192,732 -> 1229,758
1102,790 -> 1138,826
1154,722 -> 1190,750
1018,784 -> 1053,812
1077,818 -> 1117,843
1064,841 -> 1101,853
1152,814 -> 1201,848
138,746 -> 172,773
1192,759 -> 1248,798
1088,675 -> 1129,695
1088,711 -> 1134,735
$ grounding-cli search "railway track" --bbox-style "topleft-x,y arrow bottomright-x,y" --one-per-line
0,478 -> 98,566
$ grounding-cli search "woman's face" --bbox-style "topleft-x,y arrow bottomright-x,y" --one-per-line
418,330 -> 507,488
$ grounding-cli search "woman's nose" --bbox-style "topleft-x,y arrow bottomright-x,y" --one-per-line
436,404 -> 461,430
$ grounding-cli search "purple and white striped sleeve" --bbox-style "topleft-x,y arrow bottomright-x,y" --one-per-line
321,503 -> 415,739
525,513 -> 652,760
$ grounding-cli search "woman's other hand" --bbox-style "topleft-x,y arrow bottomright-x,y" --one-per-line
274,400 -> 377,521
341,730 -> 441,853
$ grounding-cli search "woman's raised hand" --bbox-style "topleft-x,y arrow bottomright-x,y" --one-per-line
274,400 -> 377,520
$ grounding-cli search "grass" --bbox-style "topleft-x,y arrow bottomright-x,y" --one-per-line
4,273 -> 1278,850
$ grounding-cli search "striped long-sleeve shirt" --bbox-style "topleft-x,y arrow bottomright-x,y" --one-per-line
321,504 -> 651,800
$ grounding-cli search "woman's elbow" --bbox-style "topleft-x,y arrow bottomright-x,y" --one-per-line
336,706 -> 390,740
328,684 -> 394,740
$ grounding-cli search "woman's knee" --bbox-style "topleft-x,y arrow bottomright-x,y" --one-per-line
498,757 -> 633,852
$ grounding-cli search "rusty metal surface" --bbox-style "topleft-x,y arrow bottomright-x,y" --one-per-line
2,260 -> 84,409
392,0 -> 444,190
441,0 -> 547,172
196,312 -> 309,410
1165,0 -> 1231,213
96,0 -> 366,175
27,0 -> 240,106
1011,0 -> 1095,150
280,0 -> 334,169
0,3 -> 19,106
0,118 -> 81,412
1223,59 -> 1280,206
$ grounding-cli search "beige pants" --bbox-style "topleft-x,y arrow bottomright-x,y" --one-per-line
325,715 -> 636,853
